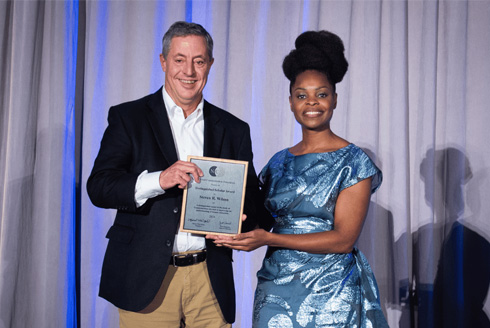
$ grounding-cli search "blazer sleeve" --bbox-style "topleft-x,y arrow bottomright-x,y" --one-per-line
86,106 -> 140,212
235,123 -> 266,233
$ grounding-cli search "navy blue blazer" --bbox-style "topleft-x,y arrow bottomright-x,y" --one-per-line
87,87 -> 261,323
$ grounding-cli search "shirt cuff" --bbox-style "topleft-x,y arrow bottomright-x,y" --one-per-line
134,170 -> 165,207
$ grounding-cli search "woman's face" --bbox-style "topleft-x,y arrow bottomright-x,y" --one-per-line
289,70 -> 337,132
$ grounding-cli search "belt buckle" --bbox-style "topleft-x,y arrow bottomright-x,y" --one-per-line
172,251 -> 203,267
172,254 -> 184,267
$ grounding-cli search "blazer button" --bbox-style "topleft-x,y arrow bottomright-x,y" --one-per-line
166,240 -> 172,247
173,207 -> 179,214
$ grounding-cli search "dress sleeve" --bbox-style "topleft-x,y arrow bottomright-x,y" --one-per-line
339,148 -> 382,194
258,149 -> 283,189
258,164 -> 269,188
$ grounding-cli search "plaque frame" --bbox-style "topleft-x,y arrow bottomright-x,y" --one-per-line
180,156 -> 248,236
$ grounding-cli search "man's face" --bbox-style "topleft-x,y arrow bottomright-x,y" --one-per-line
160,35 -> 214,114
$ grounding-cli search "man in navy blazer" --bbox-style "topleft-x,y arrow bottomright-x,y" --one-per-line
87,21 -> 260,327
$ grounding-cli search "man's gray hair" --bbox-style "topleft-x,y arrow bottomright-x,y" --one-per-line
162,21 -> 214,60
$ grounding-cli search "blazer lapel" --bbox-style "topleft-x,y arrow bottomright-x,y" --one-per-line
146,88 -> 179,166
203,101 -> 224,158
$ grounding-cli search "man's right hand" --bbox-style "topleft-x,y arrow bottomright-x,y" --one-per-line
159,160 -> 204,190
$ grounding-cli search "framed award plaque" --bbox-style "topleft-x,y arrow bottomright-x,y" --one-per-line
180,156 -> 248,236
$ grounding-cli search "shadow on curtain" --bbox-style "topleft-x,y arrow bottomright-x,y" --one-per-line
409,147 -> 490,328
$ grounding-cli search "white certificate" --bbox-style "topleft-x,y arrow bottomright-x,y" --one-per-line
180,156 -> 248,235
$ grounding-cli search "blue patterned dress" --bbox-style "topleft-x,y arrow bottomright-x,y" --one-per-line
253,144 -> 389,328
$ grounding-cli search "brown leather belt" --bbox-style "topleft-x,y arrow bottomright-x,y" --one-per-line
170,250 -> 206,267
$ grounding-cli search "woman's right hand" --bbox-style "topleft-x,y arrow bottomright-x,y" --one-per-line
208,228 -> 270,252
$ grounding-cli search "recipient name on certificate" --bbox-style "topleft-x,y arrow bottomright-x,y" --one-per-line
180,156 -> 248,236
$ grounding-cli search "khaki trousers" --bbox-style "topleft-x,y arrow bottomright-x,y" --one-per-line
119,260 -> 231,328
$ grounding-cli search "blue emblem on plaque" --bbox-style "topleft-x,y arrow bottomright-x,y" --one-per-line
209,166 -> 225,177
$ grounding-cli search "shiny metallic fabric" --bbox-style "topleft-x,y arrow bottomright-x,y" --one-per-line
254,144 -> 389,327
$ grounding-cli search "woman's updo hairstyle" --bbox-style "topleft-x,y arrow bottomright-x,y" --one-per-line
282,30 -> 348,92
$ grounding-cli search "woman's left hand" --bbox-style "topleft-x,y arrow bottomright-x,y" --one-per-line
206,228 -> 270,252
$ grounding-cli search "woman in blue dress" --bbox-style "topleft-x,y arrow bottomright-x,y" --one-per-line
210,30 -> 389,327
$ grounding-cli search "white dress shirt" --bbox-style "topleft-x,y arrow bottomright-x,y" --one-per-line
134,87 -> 205,253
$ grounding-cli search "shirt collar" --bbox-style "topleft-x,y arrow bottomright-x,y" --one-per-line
162,86 -> 204,120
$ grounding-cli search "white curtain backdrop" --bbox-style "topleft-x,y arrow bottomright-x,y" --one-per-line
1,1 -> 490,327
0,1 -> 78,327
